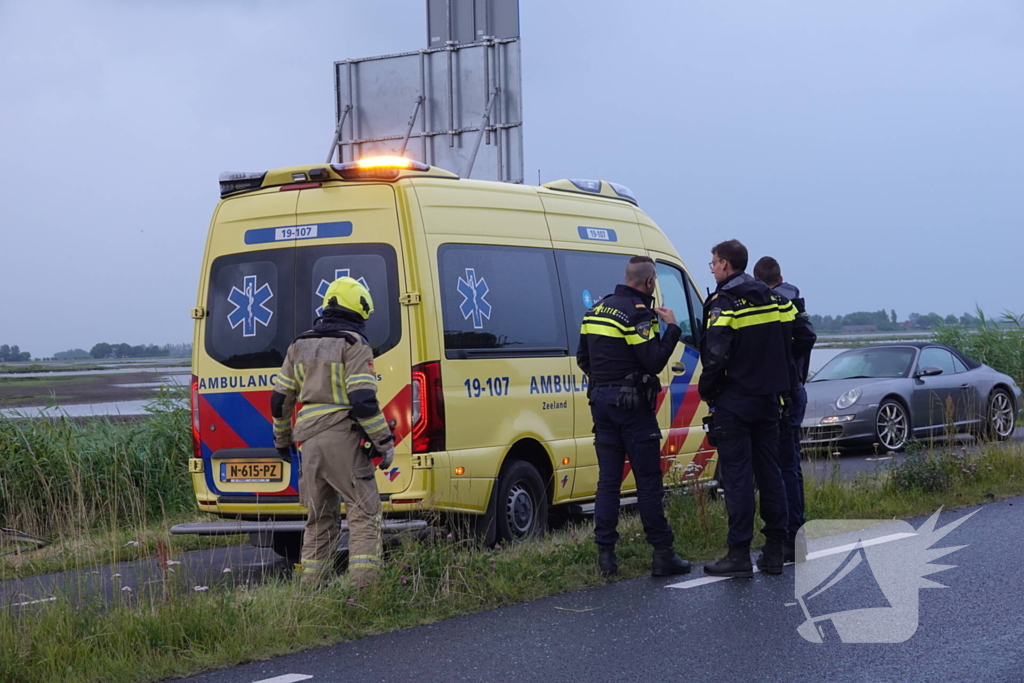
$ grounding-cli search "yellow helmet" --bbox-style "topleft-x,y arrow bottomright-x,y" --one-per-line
322,277 -> 374,319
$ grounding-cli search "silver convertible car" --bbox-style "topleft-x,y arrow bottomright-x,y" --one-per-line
802,343 -> 1022,451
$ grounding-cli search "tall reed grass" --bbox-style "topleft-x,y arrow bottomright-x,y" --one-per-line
0,389 -> 192,538
933,309 -> 1024,383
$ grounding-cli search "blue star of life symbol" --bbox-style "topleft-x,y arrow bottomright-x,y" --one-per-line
315,268 -> 369,316
457,267 -> 491,329
227,275 -> 274,337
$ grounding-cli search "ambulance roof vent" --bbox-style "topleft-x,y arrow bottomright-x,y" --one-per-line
542,179 -> 638,206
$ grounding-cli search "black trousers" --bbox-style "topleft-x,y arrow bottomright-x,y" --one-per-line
778,385 -> 807,541
713,389 -> 788,548
590,386 -> 674,549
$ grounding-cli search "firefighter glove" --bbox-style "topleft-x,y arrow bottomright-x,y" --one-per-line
276,446 -> 292,463
378,446 -> 395,471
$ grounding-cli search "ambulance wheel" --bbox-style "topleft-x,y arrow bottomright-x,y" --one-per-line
494,460 -> 549,542
270,531 -> 302,564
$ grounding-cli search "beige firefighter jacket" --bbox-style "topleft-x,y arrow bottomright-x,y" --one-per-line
272,335 -> 393,450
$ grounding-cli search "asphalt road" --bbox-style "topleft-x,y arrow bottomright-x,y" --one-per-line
1,544 -> 291,611
173,497 -> 1024,683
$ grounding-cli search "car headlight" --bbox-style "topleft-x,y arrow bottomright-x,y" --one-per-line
836,388 -> 862,410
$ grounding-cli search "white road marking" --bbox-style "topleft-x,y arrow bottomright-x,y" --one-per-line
12,596 -> 57,606
252,675 -> 313,683
665,532 -> 918,589
805,532 -> 917,561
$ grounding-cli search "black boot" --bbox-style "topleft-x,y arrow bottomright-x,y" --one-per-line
651,547 -> 691,577
704,546 -> 753,578
598,546 -> 618,577
756,538 -> 785,575
783,536 -> 806,564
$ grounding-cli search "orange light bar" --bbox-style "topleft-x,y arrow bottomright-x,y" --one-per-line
356,156 -> 418,169
331,156 -> 430,180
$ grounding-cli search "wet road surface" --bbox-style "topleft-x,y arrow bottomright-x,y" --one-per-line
175,497 -> 1024,683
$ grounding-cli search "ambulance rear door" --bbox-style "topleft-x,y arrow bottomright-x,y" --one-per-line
294,184 -> 414,499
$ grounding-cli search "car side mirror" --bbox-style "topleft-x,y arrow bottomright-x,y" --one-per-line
915,365 -> 943,378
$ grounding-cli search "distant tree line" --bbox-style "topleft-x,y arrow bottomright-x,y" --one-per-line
810,309 -> 991,334
32,342 -> 192,362
53,348 -> 91,360
0,344 -> 31,362
89,342 -> 170,359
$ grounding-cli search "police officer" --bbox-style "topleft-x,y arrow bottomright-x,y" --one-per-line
699,240 -> 798,578
753,256 -> 817,563
271,277 -> 395,588
577,256 -> 691,578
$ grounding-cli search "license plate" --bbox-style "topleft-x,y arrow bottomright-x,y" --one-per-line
220,461 -> 283,483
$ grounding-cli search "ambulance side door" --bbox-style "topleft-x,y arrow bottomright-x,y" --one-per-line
654,259 -> 716,482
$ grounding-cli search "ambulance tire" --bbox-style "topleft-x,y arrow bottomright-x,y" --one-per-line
494,460 -> 549,543
270,531 -> 303,564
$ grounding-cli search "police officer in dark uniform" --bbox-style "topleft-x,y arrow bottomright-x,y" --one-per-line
699,240 -> 803,578
753,256 -> 817,563
577,255 -> 691,578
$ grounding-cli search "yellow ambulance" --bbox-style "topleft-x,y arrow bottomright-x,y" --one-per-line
177,156 -> 714,557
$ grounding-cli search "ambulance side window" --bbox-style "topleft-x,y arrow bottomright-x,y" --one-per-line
438,244 -> 568,359
656,262 -> 702,348
553,250 -> 632,356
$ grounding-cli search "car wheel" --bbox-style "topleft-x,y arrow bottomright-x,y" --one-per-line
986,389 -> 1016,441
494,460 -> 549,542
876,399 -> 910,452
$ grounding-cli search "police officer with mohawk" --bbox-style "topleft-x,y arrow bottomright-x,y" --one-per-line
271,277 -> 395,588
578,255 -> 691,579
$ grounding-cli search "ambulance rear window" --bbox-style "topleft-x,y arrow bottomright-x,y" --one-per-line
438,244 -> 568,358
205,244 -> 400,369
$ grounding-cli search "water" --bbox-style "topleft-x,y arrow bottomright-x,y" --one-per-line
1,368 -> 190,379
115,375 -> 190,388
0,373 -> 189,418
0,399 -> 185,419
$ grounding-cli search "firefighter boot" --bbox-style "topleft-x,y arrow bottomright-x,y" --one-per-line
651,547 -> 692,577
704,546 -> 753,578
598,546 -> 618,578
756,538 -> 785,575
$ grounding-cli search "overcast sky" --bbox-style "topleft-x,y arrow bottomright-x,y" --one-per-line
1,0 -> 1021,357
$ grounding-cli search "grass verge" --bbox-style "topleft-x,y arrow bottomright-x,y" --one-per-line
3,442 -> 1023,683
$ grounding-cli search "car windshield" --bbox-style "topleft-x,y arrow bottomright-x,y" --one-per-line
811,347 -> 916,381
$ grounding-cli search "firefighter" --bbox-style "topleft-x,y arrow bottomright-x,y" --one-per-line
271,277 -> 395,587
577,255 -> 691,578
753,256 -> 817,562
699,240 -> 801,578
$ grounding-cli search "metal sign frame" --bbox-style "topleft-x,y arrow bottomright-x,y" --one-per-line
330,37 -> 523,183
